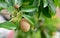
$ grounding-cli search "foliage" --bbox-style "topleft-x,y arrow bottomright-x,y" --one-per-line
0,0 -> 60,38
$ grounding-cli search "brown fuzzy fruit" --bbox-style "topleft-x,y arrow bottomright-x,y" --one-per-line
1,9 -> 11,20
1,9 -> 9,15
20,18 -> 30,32
14,4 -> 20,9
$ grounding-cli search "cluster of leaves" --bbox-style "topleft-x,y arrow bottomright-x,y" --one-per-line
0,0 -> 60,38
54,0 -> 60,7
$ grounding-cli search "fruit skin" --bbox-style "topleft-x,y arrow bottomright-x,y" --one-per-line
14,4 -> 20,9
20,18 -> 30,32
1,9 -> 11,20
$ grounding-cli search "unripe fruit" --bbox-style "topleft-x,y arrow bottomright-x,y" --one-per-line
14,4 -> 20,9
20,18 -> 30,32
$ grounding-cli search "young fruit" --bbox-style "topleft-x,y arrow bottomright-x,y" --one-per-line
20,18 -> 30,32
1,9 -> 11,20
14,4 -> 20,9
1,9 -> 9,15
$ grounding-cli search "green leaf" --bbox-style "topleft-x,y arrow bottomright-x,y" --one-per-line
43,0 -> 48,8
31,31 -> 41,38
0,0 -> 5,2
22,0 -> 34,5
42,6 -> 51,18
41,30 -> 46,38
5,0 -> 22,7
44,31 -> 51,38
7,6 -> 15,13
54,0 -> 60,7
21,6 -> 37,12
5,0 -> 10,5
36,31 -> 41,38
13,0 -> 22,6
5,0 -> 13,6
44,18 -> 57,32
0,21 -> 16,30
0,2 -> 7,8
33,0 -> 40,7
22,14 -> 35,26
48,0 -> 56,16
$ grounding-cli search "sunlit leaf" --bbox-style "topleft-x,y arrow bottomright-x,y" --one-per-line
43,0 -> 48,8
21,6 -> 37,12
13,0 -> 22,6
48,0 -> 56,16
7,6 -> 15,13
